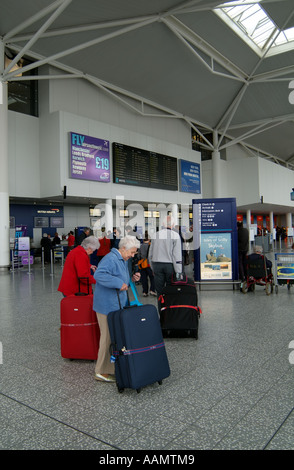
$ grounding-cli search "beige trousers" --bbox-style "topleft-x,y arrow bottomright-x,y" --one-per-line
95,312 -> 115,375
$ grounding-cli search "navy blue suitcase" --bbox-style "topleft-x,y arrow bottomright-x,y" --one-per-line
108,294 -> 170,393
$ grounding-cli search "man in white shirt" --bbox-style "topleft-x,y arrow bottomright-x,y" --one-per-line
149,215 -> 182,297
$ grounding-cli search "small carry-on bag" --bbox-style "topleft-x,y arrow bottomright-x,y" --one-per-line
129,279 -> 143,306
159,276 -> 201,339
108,291 -> 170,393
60,278 -> 100,360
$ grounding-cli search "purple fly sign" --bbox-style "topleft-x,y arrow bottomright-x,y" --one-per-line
70,132 -> 110,182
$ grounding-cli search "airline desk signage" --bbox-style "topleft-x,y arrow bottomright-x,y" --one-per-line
70,132 -> 110,182
193,198 -> 238,283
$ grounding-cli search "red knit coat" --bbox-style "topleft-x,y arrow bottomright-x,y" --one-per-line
58,246 -> 95,296
97,236 -> 111,256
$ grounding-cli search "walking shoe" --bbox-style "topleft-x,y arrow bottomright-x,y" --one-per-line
150,291 -> 157,296
143,293 -> 148,297
94,373 -> 116,383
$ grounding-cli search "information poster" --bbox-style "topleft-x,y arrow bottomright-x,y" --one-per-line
197,200 -> 233,231
15,226 -> 27,237
18,237 -> 30,255
70,132 -> 110,182
193,198 -> 238,283
180,160 -> 201,194
200,233 -> 232,280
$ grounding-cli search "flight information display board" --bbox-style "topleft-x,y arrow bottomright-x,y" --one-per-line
112,142 -> 178,191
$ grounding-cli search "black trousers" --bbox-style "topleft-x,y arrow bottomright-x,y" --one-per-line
238,251 -> 247,281
140,266 -> 156,294
152,262 -> 174,297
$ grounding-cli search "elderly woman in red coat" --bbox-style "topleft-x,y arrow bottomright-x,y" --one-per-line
58,236 -> 100,296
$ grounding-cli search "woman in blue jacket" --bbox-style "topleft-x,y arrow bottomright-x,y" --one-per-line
93,235 -> 141,382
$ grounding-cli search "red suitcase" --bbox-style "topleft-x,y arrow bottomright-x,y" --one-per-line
60,278 -> 100,360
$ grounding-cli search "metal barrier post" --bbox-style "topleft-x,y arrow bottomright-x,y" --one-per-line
41,247 -> 45,269
11,249 -> 15,272
50,249 -> 54,276
61,246 -> 64,268
27,249 -> 32,275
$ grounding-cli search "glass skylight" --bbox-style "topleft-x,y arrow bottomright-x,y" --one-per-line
215,1 -> 294,56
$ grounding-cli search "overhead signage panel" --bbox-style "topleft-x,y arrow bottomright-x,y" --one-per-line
180,160 -> 201,194
70,132 -> 110,182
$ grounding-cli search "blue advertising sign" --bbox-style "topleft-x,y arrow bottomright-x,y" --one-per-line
192,198 -> 238,283
200,233 -> 232,281
70,132 -> 110,182
180,160 -> 201,193
196,200 -> 233,231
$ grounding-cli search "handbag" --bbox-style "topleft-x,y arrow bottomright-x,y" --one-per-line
138,242 -> 150,270
138,258 -> 149,269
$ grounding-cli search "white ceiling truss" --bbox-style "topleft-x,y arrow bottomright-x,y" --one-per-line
1,0 -> 294,171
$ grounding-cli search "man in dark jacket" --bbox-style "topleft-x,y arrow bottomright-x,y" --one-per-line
41,233 -> 52,264
75,227 -> 90,246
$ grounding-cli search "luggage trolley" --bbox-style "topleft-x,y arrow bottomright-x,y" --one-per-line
275,253 -> 294,293
53,245 -> 64,264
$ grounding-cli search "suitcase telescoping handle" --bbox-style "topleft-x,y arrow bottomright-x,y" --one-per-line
116,288 -> 133,310
116,289 -> 122,309
75,277 -> 90,296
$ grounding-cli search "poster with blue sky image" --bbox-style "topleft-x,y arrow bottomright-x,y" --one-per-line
200,233 -> 232,280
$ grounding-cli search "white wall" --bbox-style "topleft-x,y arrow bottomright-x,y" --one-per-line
7,72 -> 294,223
63,204 -> 90,235
258,158 -> 294,207
49,76 -> 191,148
226,157 -> 260,206
202,145 -> 294,211
39,111 -> 62,198
8,111 -> 40,198
50,74 -> 202,208
59,110 -> 201,207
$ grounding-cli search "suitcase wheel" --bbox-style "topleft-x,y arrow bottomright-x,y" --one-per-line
136,388 -> 141,393
158,380 -> 163,385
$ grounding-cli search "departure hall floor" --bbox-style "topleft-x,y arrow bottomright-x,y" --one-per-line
0,245 -> 293,451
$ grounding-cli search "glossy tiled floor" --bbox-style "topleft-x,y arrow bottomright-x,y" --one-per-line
0,246 -> 293,450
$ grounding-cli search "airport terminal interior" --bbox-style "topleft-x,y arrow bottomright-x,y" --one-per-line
1,0 -> 294,452
0,241 -> 293,451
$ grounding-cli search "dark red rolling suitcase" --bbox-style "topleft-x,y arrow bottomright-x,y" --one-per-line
60,278 -> 100,360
